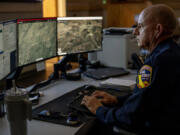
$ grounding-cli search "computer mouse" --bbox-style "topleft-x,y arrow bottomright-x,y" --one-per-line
66,112 -> 79,126
38,110 -> 50,117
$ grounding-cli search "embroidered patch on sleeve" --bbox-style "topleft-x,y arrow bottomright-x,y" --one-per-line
137,65 -> 152,88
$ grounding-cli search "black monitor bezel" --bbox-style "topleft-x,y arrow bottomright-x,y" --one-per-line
57,16 -> 103,56
0,21 -> 4,81
0,19 -> 17,81
0,22 -> 3,55
17,17 -> 58,68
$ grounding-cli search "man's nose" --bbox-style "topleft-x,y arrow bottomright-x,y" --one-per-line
133,27 -> 139,35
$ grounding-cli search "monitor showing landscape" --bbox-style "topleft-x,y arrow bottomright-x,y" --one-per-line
0,20 -> 17,80
17,18 -> 57,66
57,17 -> 103,55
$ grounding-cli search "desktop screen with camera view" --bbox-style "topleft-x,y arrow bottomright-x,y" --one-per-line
17,18 -> 57,67
0,20 -> 17,80
57,17 -> 103,55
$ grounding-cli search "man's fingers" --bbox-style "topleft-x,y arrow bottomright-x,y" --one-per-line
98,98 -> 107,103
92,91 -> 104,96
81,95 -> 90,105
97,98 -> 104,103
81,99 -> 85,105
81,95 -> 104,114
91,92 -> 99,96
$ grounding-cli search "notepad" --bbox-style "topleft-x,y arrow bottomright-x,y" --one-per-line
100,78 -> 136,91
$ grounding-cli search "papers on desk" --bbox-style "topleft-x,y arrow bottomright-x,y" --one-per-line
100,78 -> 136,91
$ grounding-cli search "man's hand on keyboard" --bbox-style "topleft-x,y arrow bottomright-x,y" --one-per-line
81,95 -> 103,114
92,91 -> 118,105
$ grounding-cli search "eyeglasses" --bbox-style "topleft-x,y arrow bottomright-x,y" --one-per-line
136,23 -> 145,30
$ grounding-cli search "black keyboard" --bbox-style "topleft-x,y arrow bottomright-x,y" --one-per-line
84,67 -> 129,80
69,85 -> 129,114
32,85 -> 130,126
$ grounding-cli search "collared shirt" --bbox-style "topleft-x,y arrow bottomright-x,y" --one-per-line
96,38 -> 180,132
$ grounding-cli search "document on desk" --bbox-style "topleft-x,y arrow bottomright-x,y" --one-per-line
100,78 -> 136,91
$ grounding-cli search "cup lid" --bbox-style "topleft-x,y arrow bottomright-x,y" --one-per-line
5,89 -> 28,101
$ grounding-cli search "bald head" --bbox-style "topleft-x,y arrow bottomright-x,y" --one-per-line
134,4 -> 178,52
141,4 -> 177,35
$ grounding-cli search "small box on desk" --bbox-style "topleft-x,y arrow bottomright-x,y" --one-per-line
100,78 -> 136,91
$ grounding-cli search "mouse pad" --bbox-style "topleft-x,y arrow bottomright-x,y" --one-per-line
32,85 -> 130,127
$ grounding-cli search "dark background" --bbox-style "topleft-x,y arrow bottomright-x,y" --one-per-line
0,0 -> 41,2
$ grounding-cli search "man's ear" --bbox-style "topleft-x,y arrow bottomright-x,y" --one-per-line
155,24 -> 163,39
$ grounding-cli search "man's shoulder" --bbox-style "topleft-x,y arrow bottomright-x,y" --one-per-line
150,39 -> 180,65
154,45 -> 180,70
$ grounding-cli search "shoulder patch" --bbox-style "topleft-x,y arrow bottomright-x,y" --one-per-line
137,65 -> 152,89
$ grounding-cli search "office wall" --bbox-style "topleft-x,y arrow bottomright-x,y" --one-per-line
106,2 -> 149,27
66,0 -> 107,27
0,2 -> 42,21
151,0 -> 180,17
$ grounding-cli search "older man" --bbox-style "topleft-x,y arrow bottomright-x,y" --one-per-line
81,4 -> 180,133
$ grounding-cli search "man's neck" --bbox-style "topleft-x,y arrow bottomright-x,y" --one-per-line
149,34 -> 172,52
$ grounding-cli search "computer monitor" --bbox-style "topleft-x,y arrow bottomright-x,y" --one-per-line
0,23 -> 3,53
17,18 -> 57,67
0,20 -> 17,81
57,17 -> 103,55
0,23 -> 3,80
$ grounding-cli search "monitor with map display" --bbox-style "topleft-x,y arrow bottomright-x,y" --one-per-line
0,20 -> 17,81
57,17 -> 103,55
17,18 -> 57,67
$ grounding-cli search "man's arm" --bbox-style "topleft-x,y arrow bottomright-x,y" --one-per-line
116,93 -> 132,106
96,89 -> 145,127
92,91 -> 131,106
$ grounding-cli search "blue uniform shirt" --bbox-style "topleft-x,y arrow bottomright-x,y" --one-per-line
96,38 -> 180,132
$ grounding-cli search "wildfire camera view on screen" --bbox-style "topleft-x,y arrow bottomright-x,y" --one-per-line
0,21 -> 17,80
57,17 -> 102,55
17,18 -> 57,66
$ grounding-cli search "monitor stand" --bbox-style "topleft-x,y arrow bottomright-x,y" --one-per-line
5,66 -> 53,93
24,55 -> 80,93
53,54 -> 82,81
78,54 -> 88,73
5,54 -> 85,93
28,55 -> 82,92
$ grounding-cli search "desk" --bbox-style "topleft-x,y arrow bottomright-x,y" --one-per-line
0,71 -> 136,135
